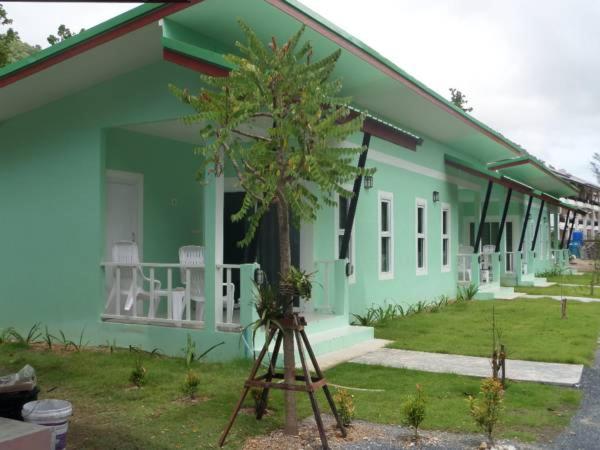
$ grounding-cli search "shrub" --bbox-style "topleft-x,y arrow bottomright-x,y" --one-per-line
250,388 -> 267,416
457,283 -> 478,302
129,351 -> 147,388
402,384 -> 426,439
181,334 -> 224,368
333,388 -> 355,427
468,377 -> 504,442
351,309 -> 377,326
181,370 -> 200,399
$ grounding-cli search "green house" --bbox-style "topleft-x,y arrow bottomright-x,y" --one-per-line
0,0 -> 580,360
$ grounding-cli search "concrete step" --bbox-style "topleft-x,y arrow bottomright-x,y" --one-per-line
519,275 -> 555,287
252,314 -> 375,366
308,338 -> 391,370
475,285 -> 521,300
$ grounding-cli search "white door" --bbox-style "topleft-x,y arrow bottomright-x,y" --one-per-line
105,171 -> 143,262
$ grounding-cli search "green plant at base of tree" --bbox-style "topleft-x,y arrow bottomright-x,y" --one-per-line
333,388 -> 355,427
402,384 -> 426,440
468,377 -> 504,443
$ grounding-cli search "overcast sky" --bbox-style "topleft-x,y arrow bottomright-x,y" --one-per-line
4,1 -> 599,183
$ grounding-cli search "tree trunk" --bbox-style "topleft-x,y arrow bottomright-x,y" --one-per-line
275,196 -> 298,435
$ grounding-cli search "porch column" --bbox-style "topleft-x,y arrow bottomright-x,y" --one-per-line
560,209 -> 571,249
531,200 -> 545,251
566,213 -> 578,248
494,188 -> 512,252
340,132 -> 371,261
518,196 -> 533,252
473,180 -> 493,254
203,168 -> 224,330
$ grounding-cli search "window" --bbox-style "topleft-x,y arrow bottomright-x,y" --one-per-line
336,195 -> 355,283
441,204 -> 450,272
416,198 -> 428,275
378,191 -> 394,279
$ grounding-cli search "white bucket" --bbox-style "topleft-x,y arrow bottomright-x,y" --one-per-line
22,399 -> 73,450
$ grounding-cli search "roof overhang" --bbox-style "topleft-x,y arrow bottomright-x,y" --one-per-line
445,154 -> 566,207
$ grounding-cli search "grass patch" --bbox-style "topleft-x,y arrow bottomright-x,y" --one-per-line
376,298 -> 600,365
0,344 -> 311,449
327,363 -> 581,442
546,273 -> 594,285
515,284 -> 600,299
0,344 -> 582,447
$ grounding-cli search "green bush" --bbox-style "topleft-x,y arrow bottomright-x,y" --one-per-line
129,351 -> 147,388
333,388 -> 356,427
402,384 -> 426,439
181,370 -> 200,399
468,377 -> 504,442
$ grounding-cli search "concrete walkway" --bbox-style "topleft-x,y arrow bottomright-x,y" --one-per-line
350,348 -> 583,386
520,294 -> 600,303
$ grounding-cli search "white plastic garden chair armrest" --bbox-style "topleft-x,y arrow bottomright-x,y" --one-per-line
137,267 -> 161,289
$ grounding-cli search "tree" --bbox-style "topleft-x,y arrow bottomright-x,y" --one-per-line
0,3 -> 41,68
449,87 -> 474,113
47,24 -> 83,46
172,21 -> 368,434
0,3 -> 16,67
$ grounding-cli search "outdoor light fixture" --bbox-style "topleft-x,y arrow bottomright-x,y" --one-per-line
254,268 -> 265,285
433,191 -> 440,203
345,262 -> 354,277
364,175 -> 373,190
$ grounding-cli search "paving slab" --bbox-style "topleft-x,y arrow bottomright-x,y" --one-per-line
350,348 -> 583,386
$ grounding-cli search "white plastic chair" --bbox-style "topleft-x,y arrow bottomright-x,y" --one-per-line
178,246 -> 236,323
106,241 -> 160,316
480,245 -> 495,283
178,246 -> 206,321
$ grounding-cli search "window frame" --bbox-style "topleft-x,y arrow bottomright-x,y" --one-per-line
416,197 -> 428,275
378,191 -> 394,280
441,203 -> 451,273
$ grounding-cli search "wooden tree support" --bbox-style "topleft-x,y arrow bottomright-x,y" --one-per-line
218,314 -> 346,449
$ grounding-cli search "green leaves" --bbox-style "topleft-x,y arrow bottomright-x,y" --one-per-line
172,21 -> 371,247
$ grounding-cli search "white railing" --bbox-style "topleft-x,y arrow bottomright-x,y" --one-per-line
457,254 -> 472,283
505,251 -> 515,273
100,262 -> 240,329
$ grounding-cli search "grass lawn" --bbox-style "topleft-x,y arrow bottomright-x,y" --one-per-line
515,284 -> 600,299
0,344 -> 581,447
546,273 -> 595,285
376,298 -> 600,365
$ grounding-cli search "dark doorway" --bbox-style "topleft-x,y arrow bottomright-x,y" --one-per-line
223,192 -> 300,292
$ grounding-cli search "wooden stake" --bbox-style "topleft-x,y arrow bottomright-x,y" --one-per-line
219,315 -> 345,449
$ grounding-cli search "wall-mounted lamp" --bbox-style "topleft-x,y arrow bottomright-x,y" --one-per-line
432,191 -> 440,203
254,268 -> 265,286
364,175 -> 374,190
345,262 -> 354,277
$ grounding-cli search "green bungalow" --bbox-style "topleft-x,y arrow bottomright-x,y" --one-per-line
0,0 -> 580,359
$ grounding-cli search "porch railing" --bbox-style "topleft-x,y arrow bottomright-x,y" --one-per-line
100,262 -> 240,329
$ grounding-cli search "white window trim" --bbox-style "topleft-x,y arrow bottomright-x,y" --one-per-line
334,195 -> 356,284
416,197 -> 428,276
378,191 -> 394,280
441,203 -> 451,273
